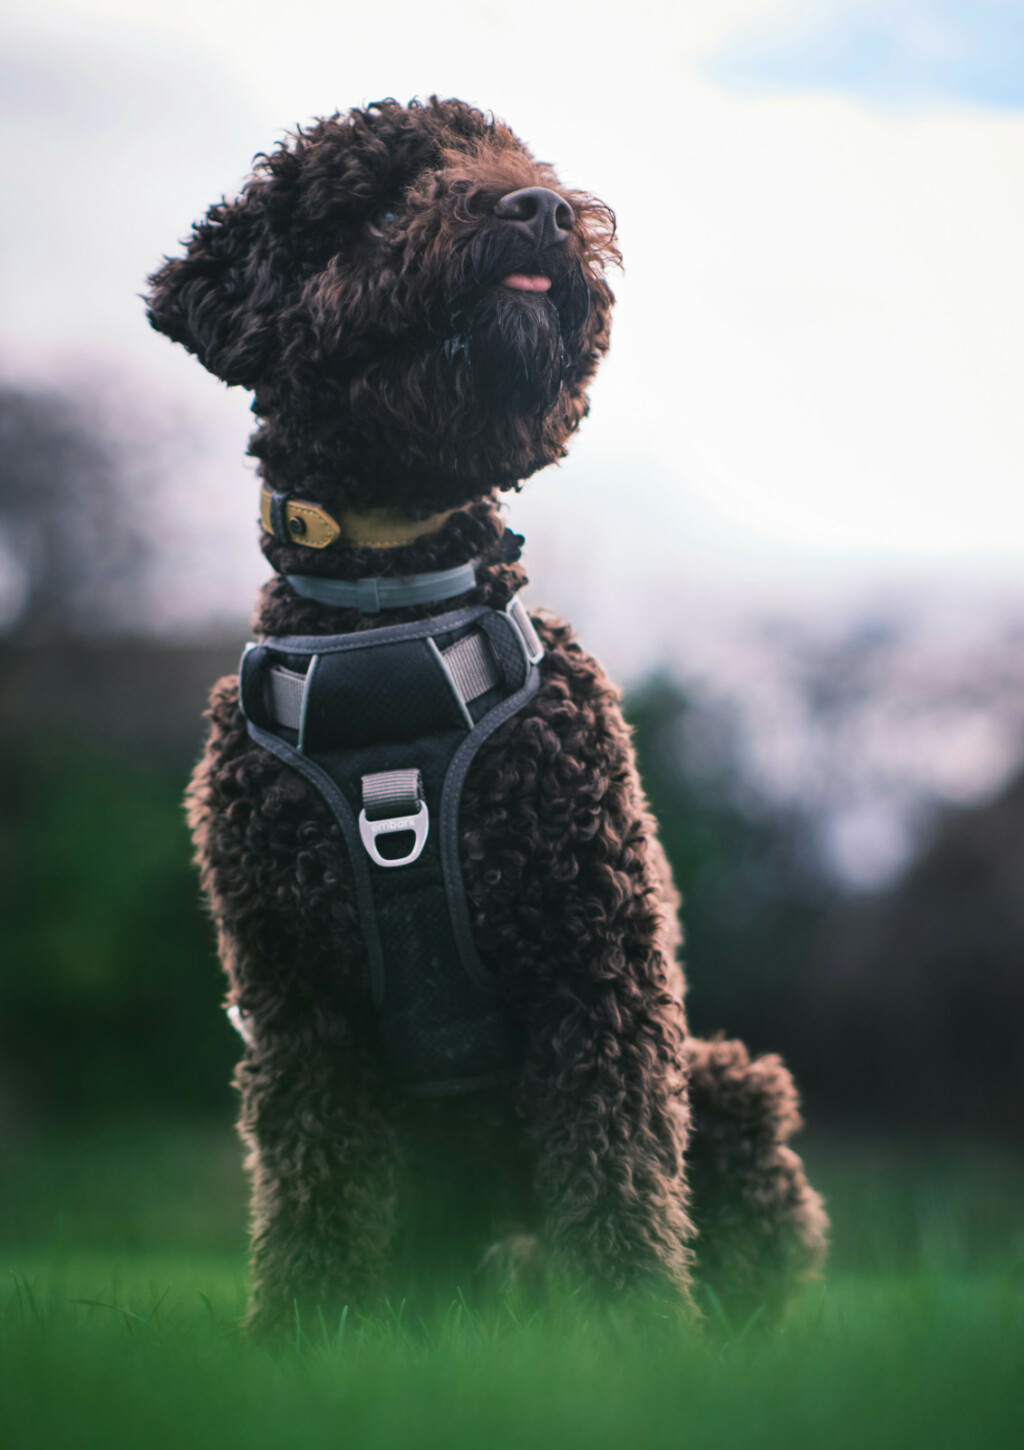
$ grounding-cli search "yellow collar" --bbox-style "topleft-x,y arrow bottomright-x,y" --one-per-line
260,484 -> 461,550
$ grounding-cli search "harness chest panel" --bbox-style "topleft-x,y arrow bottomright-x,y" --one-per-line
238,599 -> 544,1094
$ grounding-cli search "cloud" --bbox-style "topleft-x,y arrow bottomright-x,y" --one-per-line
0,17 -> 266,359
707,0 -> 1024,110
3,0 -> 1024,638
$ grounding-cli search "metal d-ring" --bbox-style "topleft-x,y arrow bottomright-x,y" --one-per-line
358,799 -> 430,868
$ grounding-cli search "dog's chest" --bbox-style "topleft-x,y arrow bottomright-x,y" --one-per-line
235,599 -> 545,1095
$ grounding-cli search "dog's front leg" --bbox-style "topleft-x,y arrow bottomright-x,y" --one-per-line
519,947 -> 696,1309
235,1033 -> 399,1339
468,630 -> 697,1307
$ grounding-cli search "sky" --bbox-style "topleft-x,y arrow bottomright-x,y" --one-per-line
2,0 -> 1024,648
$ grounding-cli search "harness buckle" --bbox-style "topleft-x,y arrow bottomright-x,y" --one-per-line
505,596 -> 544,666
358,768 -> 430,868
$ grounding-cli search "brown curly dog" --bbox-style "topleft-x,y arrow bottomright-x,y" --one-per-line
146,96 -> 827,1335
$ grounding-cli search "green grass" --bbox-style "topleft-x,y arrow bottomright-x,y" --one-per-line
1,1123 -> 1022,1450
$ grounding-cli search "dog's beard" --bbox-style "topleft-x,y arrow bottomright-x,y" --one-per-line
455,289 -> 565,410
284,254 -> 595,491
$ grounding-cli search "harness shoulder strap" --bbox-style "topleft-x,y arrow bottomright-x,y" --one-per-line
238,597 -> 544,1093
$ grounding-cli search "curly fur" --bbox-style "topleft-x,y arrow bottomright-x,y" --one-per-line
148,96 -> 826,1333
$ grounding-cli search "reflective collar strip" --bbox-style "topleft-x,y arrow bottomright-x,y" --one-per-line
286,562 -> 478,614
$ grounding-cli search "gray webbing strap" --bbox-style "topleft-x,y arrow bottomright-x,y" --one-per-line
265,629 -> 501,732
359,768 -> 430,865
507,595 -> 545,664
267,667 -> 306,730
287,561 -> 478,613
362,768 -> 423,820
441,631 -> 499,703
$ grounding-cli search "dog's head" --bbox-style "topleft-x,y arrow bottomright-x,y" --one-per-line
146,97 -> 619,513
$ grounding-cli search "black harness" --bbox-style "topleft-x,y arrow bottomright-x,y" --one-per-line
238,594 -> 544,1095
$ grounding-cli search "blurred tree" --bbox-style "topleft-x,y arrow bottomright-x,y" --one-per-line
0,737 -> 234,1123
805,770 -> 1024,1136
628,671 -> 1024,1132
626,674 -> 832,1060
0,383 -> 149,641
0,380 -> 235,1123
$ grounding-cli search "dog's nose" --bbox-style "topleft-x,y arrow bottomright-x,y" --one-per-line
493,187 -> 575,247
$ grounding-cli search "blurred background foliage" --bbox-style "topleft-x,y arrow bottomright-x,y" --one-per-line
2,376 -> 1023,1141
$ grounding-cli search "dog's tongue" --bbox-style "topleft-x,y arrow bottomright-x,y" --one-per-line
501,273 -> 552,292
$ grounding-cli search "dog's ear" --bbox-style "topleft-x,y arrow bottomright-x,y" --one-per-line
146,174 -> 291,388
